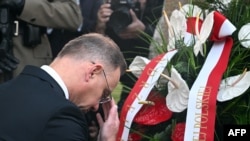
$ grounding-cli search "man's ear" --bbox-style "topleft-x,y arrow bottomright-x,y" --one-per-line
87,63 -> 103,79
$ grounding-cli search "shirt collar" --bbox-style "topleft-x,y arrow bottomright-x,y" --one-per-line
41,65 -> 69,99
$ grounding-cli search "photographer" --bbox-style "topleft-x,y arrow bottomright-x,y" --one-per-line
0,0 -> 82,82
96,0 -> 164,112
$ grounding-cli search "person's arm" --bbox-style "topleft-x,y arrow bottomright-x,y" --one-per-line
19,0 -> 82,31
129,0 -> 164,43
116,0 -> 164,40
118,9 -> 146,39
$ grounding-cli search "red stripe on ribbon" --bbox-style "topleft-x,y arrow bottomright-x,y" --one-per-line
192,11 -> 234,141
210,11 -> 228,41
198,11 -> 234,140
199,38 -> 233,141
187,17 -> 203,34
184,11 -> 235,141
117,53 -> 166,141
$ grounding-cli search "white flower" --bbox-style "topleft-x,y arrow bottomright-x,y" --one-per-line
193,11 -> 214,56
217,70 -> 250,102
221,0 -> 232,5
166,67 -> 189,112
128,56 -> 169,86
128,56 -> 150,78
238,23 -> 250,48
167,9 -> 187,50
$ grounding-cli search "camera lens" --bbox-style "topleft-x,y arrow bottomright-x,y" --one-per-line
107,6 -> 132,34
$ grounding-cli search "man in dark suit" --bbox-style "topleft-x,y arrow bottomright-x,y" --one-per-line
0,33 -> 127,141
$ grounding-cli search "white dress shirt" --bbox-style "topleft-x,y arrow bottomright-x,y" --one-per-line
41,65 -> 69,99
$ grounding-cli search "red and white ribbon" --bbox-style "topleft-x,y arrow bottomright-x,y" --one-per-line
184,17 -> 203,46
117,50 -> 177,141
184,11 -> 236,141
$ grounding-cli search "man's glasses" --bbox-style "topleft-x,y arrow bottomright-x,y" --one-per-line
99,70 -> 112,104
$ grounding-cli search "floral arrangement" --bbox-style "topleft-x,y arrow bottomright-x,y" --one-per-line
117,0 -> 250,141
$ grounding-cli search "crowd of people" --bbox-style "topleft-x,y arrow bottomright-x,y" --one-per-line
0,0 -> 164,140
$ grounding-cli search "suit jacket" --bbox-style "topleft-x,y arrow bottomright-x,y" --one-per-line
9,0 -> 83,78
0,66 -> 89,141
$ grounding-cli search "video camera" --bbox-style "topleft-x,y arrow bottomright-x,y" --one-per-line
107,0 -> 140,35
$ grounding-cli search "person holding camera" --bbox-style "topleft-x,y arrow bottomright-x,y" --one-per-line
0,0 -> 82,82
96,0 -> 164,112
0,33 -> 127,141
